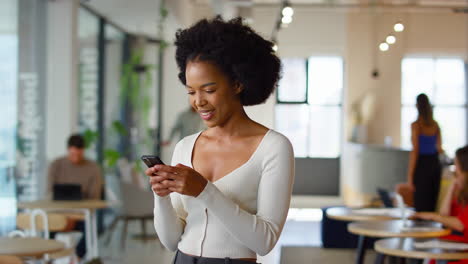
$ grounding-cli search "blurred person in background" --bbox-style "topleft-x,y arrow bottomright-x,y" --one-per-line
407,93 -> 443,212
412,145 -> 468,263
47,134 -> 102,260
162,106 -> 205,146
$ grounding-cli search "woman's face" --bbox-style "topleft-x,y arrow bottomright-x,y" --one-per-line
185,60 -> 242,128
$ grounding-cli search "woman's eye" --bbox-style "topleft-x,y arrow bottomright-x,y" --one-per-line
205,90 -> 215,94
187,91 -> 195,95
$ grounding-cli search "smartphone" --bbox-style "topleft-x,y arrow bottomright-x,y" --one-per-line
141,155 -> 165,168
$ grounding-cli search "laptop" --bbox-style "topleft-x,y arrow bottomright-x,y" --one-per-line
53,184 -> 82,201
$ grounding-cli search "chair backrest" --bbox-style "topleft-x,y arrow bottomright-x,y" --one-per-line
120,182 -> 154,216
17,211 -> 69,237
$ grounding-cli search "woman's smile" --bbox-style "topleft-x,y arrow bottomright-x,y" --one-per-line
199,110 -> 215,120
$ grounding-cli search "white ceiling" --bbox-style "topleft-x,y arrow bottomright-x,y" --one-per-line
83,0 -> 467,37
84,0 -> 162,37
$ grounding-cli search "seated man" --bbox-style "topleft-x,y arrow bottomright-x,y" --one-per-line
48,134 -> 102,200
47,134 -> 102,259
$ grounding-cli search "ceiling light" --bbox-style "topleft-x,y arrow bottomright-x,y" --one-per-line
394,22 -> 404,32
273,44 -> 278,52
281,16 -> 292,24
386,34 -> 396,44
379,42 -> 389,51
282,6 -> 294,17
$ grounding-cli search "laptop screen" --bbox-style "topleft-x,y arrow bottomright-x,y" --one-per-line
53,184 -> 82,201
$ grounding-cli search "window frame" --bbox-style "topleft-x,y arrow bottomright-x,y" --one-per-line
275,55 -> 345,158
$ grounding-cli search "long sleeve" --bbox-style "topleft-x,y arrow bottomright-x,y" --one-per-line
88,165 -> 102,199
153,140 -> 187,251
195,135 -> 295,256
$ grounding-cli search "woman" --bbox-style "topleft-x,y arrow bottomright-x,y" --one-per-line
145,17 -> 295,264
407,93 -> 443,212
412,146 -> 468,263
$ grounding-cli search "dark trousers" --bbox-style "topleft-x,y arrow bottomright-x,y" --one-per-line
173,250 -> 259,264
50,220 -> 86,258
413,154 -> 441,212
75,221 -> 86,258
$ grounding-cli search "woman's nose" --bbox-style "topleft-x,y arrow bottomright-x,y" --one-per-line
194,93 -> 207,107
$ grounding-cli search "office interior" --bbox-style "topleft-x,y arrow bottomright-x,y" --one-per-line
0,0 -> 467,263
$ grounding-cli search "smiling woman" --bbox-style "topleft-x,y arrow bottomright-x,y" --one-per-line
146,17 -> 295,264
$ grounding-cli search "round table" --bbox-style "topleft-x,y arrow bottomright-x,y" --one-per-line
326,207 -> 399,222
375,238 -> 468,264
348,220 -> 451,264
349,220 -> 451,238
0,237 -> 65,258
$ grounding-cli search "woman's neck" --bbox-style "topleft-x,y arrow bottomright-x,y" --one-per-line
208,107 -> 257,138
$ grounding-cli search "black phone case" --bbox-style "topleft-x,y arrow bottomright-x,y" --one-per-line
141,155 -> 165,167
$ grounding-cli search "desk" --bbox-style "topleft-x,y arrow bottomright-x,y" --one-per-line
0,237 -> 65,258
18,200 -> 108,260
348,220 -> 451,264
375,238 -> 468,264
326,207 -> 399,222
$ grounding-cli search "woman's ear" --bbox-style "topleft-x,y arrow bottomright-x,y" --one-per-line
234,81 -> 243,95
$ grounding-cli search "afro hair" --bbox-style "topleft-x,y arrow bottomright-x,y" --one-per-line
174,16 -> 281,106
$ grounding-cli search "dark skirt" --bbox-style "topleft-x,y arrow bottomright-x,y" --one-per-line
173,250 -> 260,264
413,154 -> 441,212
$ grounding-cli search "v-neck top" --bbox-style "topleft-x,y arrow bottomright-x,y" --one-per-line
153,129 -> 295,259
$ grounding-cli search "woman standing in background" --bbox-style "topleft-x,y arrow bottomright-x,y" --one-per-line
407,93 -> 443,212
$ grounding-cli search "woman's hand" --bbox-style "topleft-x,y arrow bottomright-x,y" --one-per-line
151,164 -> 208,197
146,167 -> 172,197
410,212 -> 439,222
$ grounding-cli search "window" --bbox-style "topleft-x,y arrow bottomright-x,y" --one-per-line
401,57 -> 467,157
275,56 -> 344,158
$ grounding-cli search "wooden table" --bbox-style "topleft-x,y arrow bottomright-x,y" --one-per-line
326,207 -> 400,222
348,220 -> 451,264
0,237 -> 65,258
375,238 -> 468,264
18,200 -> 108,260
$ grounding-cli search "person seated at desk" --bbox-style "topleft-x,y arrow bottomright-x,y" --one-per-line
47,134 -> 102,260
47,134 -> 102,200
412,145 -> 468,263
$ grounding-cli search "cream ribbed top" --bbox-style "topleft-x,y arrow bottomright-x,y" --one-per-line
153,129 -> 295,258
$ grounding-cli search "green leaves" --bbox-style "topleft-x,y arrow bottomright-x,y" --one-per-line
83,129 -> 99,149
104,149 -> 121,167
112,120 -> 127,136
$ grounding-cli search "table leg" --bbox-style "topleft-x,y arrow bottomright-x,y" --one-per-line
356,235 -> 368,264
84,209 -> 93,260
374,253 -> 385,264
91,209 -> 99,257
